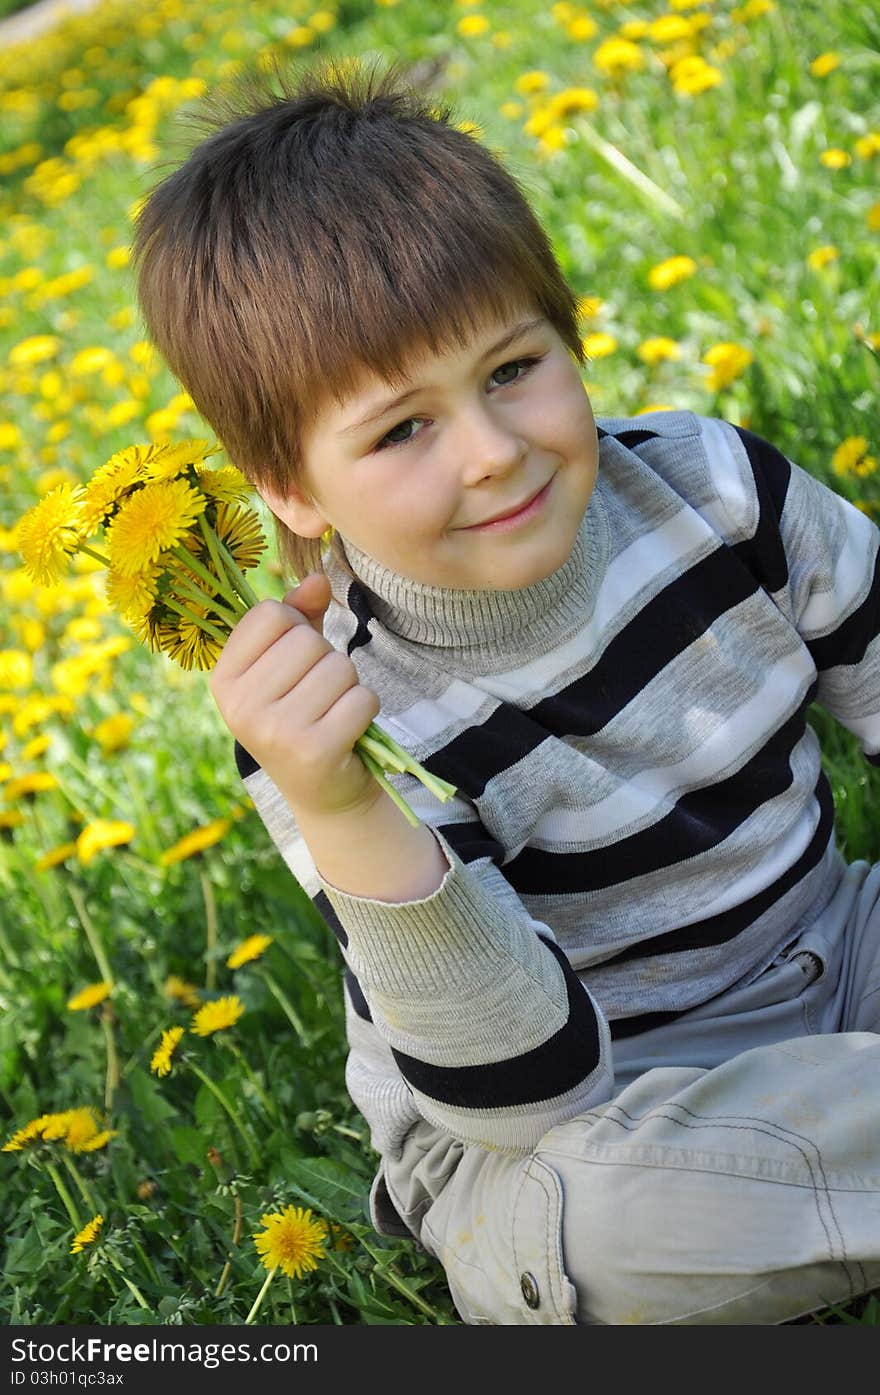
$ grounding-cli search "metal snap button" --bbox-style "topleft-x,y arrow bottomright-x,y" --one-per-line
520,1271 -> 540,1309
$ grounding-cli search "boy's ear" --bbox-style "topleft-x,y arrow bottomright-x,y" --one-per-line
257,481 -> 330,539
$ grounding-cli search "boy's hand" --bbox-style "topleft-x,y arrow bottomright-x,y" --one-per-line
209,571 -> 382,821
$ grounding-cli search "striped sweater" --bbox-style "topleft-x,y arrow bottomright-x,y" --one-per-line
235,410 -> 880,1224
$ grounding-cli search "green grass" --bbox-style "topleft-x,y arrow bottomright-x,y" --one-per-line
1,0 -> 879,1325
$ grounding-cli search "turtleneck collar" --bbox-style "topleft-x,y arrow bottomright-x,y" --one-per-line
325,476 -> 610,673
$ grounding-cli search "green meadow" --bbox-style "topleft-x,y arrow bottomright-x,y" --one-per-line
1,0 -> 878,1325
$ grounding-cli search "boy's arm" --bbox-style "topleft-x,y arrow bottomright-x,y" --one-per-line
726,423 -> 880,764
239,746 -> 613,1156
292,787 -> 449,902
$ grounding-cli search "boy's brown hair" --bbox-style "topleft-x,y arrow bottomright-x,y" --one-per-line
132,53 -> 587,593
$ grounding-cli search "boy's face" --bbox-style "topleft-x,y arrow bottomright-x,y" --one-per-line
263,302 -> 599,592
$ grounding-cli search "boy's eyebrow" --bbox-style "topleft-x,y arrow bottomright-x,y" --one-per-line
338,316 -> 546,437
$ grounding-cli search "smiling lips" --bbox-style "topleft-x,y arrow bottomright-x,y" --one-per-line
461,477 -> 553,530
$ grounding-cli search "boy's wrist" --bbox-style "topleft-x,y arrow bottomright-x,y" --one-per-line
289,787 -> 450,904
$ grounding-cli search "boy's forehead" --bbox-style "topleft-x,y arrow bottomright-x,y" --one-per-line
325,304 -> 548,434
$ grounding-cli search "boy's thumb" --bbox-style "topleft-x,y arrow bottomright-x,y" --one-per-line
283,572 -> 332,634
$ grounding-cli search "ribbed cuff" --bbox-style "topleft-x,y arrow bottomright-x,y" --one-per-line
318,827 -> 533,994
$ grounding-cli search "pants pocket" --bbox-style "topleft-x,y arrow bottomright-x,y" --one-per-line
511,1154 -> 579,1325
419,1147 -> 579,1325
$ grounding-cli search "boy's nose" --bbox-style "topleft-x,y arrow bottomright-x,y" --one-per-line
456,405 -> 528,486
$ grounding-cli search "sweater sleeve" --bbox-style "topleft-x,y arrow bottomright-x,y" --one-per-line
725,423 -> 880,766
236,744 -> 613,1155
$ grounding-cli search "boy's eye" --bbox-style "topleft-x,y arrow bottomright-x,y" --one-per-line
371,356 -> 543,453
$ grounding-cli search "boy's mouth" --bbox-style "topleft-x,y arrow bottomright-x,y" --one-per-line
457,476 -> 554,531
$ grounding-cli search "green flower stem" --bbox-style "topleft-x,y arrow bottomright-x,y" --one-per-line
356,732 -> 410,774
62,1154 -> 99,1214
213,536 -> 261,609
105,1252 -> 150,1310
160,594 -> 229,644
163,562 -> 241,627
258,967 -> 308,1046
223,1038 -> 277,1120
356,748 -> 420,827
67,883 -> 114,985
101,1007 -> 119,1112
44,1160 -> 82,1229
199,866 -> 218,991
214,1191 -> 243,1299
355,1236 -> 445,1321
186,1058 -> 260,1168
198,516 -> 258,614
244,1265 -> 276,1325
574,119 -> 685,219
363,722 -> 458,802
77,544 -> 112,568
170,543 -> 243,615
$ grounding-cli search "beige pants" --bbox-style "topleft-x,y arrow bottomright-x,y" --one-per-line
382,860 -> 880,1324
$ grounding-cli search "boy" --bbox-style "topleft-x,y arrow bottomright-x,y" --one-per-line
133,55 -> 880,1324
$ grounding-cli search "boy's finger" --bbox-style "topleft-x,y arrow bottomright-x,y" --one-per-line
283,572 -> 331,634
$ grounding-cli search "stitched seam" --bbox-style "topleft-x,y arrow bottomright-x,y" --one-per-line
596,1101 -> 853,1292
513,1160 -> 564,1322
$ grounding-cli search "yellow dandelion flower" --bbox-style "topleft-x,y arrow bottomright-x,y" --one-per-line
70,346 -> 115,377
164,974 -> 201,1009
253,1205 -> 328,1280
671,57 -> 723,96
515,70 -> 549,96
67,980 -> 113,1011
195,464 -> 252,504
227,934 -> 273,969
806,245 -> 839,270
78,1128 -> 118,1152
92,713 -> 136,755
140,439 -> 214,484
576,295 -> 603,320
547,87 -> 599,119
77,453 -> 149,535
212,501 -> 266,572
106,478 -> 207,577
868,203 -> 880,233
36,841 -> 77,871
0,423 -> 23,450
648,255 -> 698,290
2,1112 -> 59,1152
160,817 -> 231,866
648,15 -> 693,43
4,772 -> 59,801
832,436 -> 871,477
810,52 -> 840,77
583,332 -> 618,359
568,15 -> 598,41
637,337 -> 682,365
160,595 -> 224,671
457,14 -> 489,36
702,342 -> 753,391
40,1107 -> 103,1152
820,148 -> 851,169
191,995 -> 245,1036
16,483 -> 85,586
8,334 -> 61,367
150,1025 -> 185,1077
593,38 -> 645,75
0,649 -> 32,689
855,133 -> 880,160
76,819 -> 135,865
70,1214 -> 103,1253
104,565 -> 161,622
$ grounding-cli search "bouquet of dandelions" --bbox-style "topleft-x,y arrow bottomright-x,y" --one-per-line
15,438 -> 456,827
